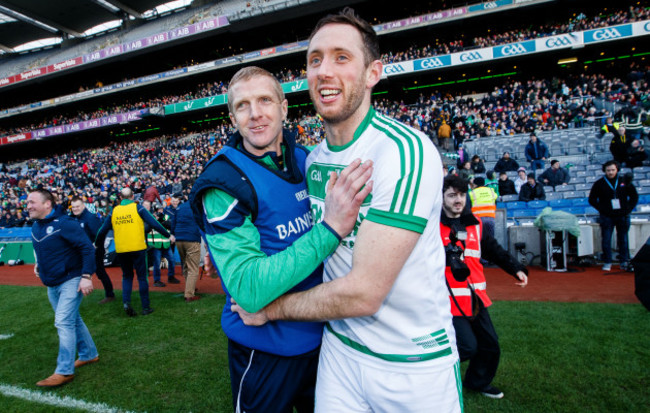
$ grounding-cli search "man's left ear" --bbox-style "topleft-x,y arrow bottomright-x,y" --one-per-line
366,60 -> 383,89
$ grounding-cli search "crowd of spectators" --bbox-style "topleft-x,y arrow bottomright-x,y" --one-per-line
1,5 -> 648,138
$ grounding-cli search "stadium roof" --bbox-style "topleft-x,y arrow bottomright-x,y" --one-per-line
0,0 -> 188,52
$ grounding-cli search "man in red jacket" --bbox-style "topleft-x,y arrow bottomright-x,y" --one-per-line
440,175 -> 528,399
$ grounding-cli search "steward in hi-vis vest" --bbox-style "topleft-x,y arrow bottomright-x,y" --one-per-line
469,185 -> 497,219
440,174 -> 528,399
96,188 -> 174,317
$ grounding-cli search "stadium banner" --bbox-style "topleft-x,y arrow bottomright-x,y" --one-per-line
374,8 -> 468,33
47,57 -> 83,73
243,51 -> 261,60
413,55 -> 453,71
492,40 -> 536,58
633,20 -> 650,35
187,62 -> 216,73
451,48 -> 494,66
0,133 -> 32,145
282,79 -> 309,94
137,73 -> 162,84
468,0 -> 513,12
276,41 -> 309,53
31,109 -> 149,139
583,24 -> 633,44
162,68 -> 187,78
382,61 -> 415,78
0,75 -> 14,87
17,67 -> 46,82
536,32 -> 582,51
164,95 -> 227,115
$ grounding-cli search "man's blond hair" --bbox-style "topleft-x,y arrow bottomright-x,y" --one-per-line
227,66 -> 284,113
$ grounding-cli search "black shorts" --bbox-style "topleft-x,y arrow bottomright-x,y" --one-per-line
228,339 -> 319,413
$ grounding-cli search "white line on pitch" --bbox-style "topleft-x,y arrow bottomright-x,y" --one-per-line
0,383 -> 140,413
0,333 -> 14,340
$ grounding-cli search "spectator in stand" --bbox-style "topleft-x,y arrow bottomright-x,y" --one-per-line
456,143 -> 470,169
438,120 -> 452,151
625,139 -> 647,168
143,184 -> 162,204
588,160 -> 638,272
485,171 -> 499,196
0,210 -> 15,228
494,152 -> 519,173
519,173 -> 546,202
471,155 -> 486,174
459,161 -> 474,183
514,167 -> 528,194
538,160 -> 571,188
498,171 -> 517,196
525,133 -> 550,172
609,126 -> 631,165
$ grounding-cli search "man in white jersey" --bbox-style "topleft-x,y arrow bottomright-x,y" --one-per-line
232,7 -> 462,412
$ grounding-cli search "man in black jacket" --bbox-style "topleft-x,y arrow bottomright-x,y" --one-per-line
71,197 -> 115,303
588,160 -> 638,272
538,160 -> 570,188
497,171 -> 517,196
518,173 -> 546,202
494,152 -> 519,173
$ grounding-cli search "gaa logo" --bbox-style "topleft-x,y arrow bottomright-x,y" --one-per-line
483,2 -> 497,9
460,52 -> 482,62
593,28 -> 621,41
421,58 -> 445,69
500,43 -> 528,56
545,36 -> 573,48
384,64 -> 406,74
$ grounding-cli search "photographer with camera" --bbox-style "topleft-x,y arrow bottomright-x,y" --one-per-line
441,175 -> 528,399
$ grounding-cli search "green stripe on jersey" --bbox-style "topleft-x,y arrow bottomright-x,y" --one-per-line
366,208 -> 427,233
370,113 -> 424,216
306,162 -> 373,205
326,323 -> 452,362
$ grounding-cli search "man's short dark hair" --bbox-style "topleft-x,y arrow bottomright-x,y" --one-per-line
443,175 -> 468,194
550,159 -> 559,166
474,177 -> 486,187
309,7 -> 380,66
70,196 -> 83,204
32,189 -> 55,206
527,173 -> 536,180
603,160 -> 620,172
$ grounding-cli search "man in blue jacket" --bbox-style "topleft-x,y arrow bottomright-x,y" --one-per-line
28,189 -> 99,388
171,200 -> 202,302
70,197 -> 115,303
524,133 -> 550,172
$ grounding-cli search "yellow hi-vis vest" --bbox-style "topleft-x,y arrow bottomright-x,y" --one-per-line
111,202 -> 146,253
470,187 -> 497,218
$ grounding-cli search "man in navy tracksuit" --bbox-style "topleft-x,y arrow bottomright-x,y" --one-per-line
28,189 -> 99,388
70,197 -> 115,303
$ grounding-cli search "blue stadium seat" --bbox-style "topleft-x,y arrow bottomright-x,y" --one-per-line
511,209 -> 532,218
567,207 -> 585,215
637,187 -> 650,195
545,192 -> 564,201
549,199 -> 572,208
638,194 -> 650,205
571,198 -> 590,207
555,184 -> 576,192
527,200 -> 548,209
506,201 -> 527,210
585,206 -> 599,215
563,190 -> 586,199
574,183 -> 591,192
496,202 -> 506,209
500,194 -> 519,202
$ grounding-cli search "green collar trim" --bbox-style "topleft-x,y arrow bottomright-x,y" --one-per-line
326,107 -> 375,152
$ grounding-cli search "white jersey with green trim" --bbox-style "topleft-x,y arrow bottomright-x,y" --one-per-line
306,108 -> 457,371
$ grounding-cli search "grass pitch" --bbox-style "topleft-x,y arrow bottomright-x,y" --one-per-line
0,285 -> 647,412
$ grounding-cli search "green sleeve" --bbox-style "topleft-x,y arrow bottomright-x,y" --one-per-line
203,188 -> 339,312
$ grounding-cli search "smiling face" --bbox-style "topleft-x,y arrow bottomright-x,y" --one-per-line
306,23 -> 381,128
26,192 -> 52,220
70,200 -> 85,216
229,74 -> 287,156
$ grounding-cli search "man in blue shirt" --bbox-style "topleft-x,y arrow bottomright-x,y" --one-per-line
28,189 -> 99,388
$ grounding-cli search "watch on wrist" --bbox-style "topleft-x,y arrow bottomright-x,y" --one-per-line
81,275 -> 92,280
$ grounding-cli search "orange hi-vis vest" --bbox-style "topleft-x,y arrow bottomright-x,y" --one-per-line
441,217 -> 492,317
469,187 -> 497,218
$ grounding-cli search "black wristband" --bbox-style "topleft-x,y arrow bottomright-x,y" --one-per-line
81,275 -> 92,280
